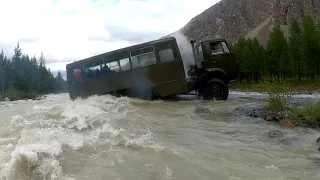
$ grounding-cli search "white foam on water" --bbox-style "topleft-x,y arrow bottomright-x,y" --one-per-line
1,94 -> 168,179
0,127 -> 83,179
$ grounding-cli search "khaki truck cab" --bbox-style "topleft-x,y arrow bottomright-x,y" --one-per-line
187,39 -> 239,100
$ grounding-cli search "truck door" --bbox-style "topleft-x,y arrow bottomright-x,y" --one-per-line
203,41 -> 238,79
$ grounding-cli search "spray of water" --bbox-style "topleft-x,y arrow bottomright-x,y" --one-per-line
166,31 -> 196,78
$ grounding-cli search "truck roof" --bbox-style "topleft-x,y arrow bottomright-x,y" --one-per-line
200,38 -> 227,43
66,36 -> 177,68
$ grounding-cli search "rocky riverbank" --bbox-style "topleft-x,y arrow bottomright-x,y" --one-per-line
196,106 -> 320,151
235,101 -> 320,128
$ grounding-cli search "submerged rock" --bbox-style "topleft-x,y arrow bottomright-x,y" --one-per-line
235,107 -> 265,118
268,130 -> 283,138
194,107 -> 211,114
317,137 -> 320,143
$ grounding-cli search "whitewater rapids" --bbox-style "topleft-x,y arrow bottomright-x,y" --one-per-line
0,92 -> 319,180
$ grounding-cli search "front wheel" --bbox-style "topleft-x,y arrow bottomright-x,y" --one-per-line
202,78 -> 229,101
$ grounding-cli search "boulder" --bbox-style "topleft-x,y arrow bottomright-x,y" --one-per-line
268,130 -> 283,138
317,137 -> 320,143
281,119 -> 295,129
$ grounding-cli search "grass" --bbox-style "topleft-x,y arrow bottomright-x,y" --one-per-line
0,90 -> 38,101
291,105 -> 320,128
231,79 -> 320,93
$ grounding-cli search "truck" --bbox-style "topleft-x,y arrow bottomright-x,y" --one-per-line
66,36 -> 239,101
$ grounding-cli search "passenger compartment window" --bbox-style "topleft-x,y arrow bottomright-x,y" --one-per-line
130,56 -> 139,69
130,46 -> 156,68
119,58 -> 131,71
107,61 -> 120,72
83,58 -> 105,78
158,43 -> 175,63
83,57 -> 120,79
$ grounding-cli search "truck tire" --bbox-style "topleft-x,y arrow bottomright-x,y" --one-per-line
202,78 -> 229,101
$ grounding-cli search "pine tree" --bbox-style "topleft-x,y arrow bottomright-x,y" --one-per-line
0,49 -> 4,94
301,15 -> 318,80
315,22 -> 320,77
266,27 -> 285,81
279,39 -> 293,79
288,18 -> 303,81
251,38 -> 266,82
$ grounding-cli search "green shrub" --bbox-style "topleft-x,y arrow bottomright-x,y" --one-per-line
0,90 -> 37,101
261,77 -> 293,112
291,105 -> 320,128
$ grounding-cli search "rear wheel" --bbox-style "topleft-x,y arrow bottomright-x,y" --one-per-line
202,78 -> 229,101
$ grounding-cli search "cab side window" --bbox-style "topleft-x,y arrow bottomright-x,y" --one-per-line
221,42 -> 230,53
209,41 -> 230,54
210,42 -> 223,54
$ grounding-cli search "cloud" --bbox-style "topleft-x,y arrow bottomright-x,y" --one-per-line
0,0 -> 219,76
51,69 -> 67,80
102,24 -> 167,43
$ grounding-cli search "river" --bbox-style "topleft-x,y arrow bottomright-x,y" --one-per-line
0,92 -> 319,180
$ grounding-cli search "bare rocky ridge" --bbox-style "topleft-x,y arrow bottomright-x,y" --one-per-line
170,0 -> 320,47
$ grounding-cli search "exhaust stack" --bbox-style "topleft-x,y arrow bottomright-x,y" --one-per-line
190,40 -> 197,66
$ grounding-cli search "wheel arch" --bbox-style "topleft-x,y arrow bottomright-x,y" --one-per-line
202,68 -> 229,83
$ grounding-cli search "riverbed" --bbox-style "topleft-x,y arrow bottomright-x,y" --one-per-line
0,91 -> 319,180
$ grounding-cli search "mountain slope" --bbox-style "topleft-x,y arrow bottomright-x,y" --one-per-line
172,0 -> 320,47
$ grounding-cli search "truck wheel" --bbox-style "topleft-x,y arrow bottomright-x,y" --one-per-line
202,78 -> 229,101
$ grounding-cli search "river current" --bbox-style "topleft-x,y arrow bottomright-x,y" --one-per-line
0,92 -> 319,180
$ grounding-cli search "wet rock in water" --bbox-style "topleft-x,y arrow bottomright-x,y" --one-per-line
279,137 -> 299,146
268,130 -> 283,138
235,107 -> 265,118
264,115 -> 273,121
281,119 -> 295,129
250,108 -> 265,118
194,107 -> 211,114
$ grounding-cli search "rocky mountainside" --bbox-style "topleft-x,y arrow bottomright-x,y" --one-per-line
169,0 -> 320,47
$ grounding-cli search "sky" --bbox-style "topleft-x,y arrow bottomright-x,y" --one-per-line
0,0 -> 220,77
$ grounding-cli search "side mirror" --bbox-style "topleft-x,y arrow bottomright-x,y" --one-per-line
190,40 -> 196,44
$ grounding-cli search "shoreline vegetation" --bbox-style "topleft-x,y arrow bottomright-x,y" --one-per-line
236,78 -> 320,129
230,15 -> 320,94
230,80 -> 319,94
0,43 -> 67,101
231,15 -> 320,129
265,79 -> 319,129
